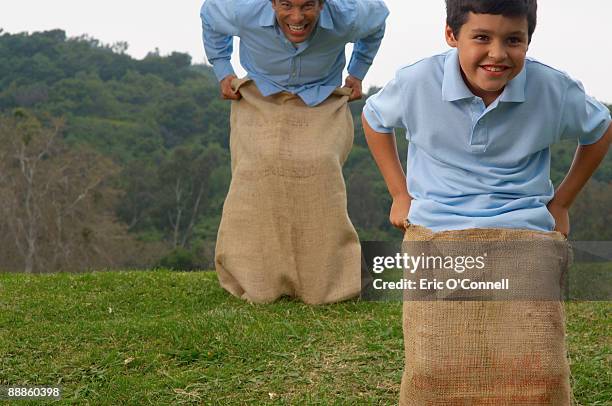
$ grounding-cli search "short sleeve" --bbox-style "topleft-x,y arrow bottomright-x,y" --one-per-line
559,79 -> 612,145
363,70 -> 407,134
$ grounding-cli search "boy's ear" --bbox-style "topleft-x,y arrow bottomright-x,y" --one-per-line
445,24 -> 458,48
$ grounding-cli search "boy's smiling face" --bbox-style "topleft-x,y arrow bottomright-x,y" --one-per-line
445,12 -> 529,105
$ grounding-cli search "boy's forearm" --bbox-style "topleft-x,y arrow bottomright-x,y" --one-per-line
551,123 -> 612,208
361,113 -> 410,200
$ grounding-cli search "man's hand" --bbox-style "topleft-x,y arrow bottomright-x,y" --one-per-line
344,75 -> 363,101
220,74 -> 241,100
390,193 -> 412,231
547,201 -> 569,237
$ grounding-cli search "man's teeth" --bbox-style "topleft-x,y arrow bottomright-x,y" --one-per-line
482,66 -> 506,72
288,24 -> 306,31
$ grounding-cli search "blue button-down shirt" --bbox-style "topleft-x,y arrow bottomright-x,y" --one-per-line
201,0 -> 389,106
363,49 -> 612,232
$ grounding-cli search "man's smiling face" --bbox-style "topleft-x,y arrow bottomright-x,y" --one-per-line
445,12 -> 529,105
271,0 -> 324,44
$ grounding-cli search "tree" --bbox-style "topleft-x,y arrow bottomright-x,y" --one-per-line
0,110 -> 148,272
154,144 -> 224,248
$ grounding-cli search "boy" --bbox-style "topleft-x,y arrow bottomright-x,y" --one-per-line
362,0 -> 611,403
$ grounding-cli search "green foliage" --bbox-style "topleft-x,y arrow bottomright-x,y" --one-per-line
0,30 -> 221,158
47,72 -> 119,117
156,248 -> 198,271
0,110 -> 150,273
0,30 -> 233,264
64,116 -> 163,162
116,143 -> 228,251
139,51 -> 195,84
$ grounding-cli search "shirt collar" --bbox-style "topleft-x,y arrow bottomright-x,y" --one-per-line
259,4 -> 276,27
259,3 -> 334,30
442,48 -> 527,103
318,5 -> 334,30
442,49 -> 474,102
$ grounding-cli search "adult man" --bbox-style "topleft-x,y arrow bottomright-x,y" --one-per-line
201,0 -> 388,304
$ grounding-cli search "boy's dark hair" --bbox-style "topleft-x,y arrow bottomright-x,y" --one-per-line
446,0 -> 537,42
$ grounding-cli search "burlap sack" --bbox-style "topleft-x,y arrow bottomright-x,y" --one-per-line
401,224 -> 572,405
215,79 -> 361,304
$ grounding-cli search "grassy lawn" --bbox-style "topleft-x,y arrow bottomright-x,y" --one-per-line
0,271 -> 609,405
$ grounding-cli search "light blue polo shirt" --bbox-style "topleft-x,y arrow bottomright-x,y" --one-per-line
363,49 -> 611,232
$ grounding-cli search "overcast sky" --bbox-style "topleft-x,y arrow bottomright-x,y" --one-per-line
2,0 -> 611,103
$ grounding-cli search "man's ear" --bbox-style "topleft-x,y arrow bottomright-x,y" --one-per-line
445,24 -> 458,48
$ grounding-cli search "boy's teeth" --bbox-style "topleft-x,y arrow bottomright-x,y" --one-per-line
483,66 -> 505,72
289,24 -> 305,31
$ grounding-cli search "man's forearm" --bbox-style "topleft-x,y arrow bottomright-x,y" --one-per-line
347,0 -> 388,80
362,113 -> 409,199
201,25 -> 235,81
552,123 -> 612,208
347,25 -> 386,81
201,0 -> 237,81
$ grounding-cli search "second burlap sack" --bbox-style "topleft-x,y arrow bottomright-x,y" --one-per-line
401,224 -> 573,405
215,79 -> 361,305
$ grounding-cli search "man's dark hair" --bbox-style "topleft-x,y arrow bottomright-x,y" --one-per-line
446,0 -> 537,42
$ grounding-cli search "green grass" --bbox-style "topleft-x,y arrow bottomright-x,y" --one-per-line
0,271 -> 609,405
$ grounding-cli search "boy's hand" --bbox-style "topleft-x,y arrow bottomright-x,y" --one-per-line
390,194 -> 412,231
548,123 -> 610,239
547,202 -> 569,237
